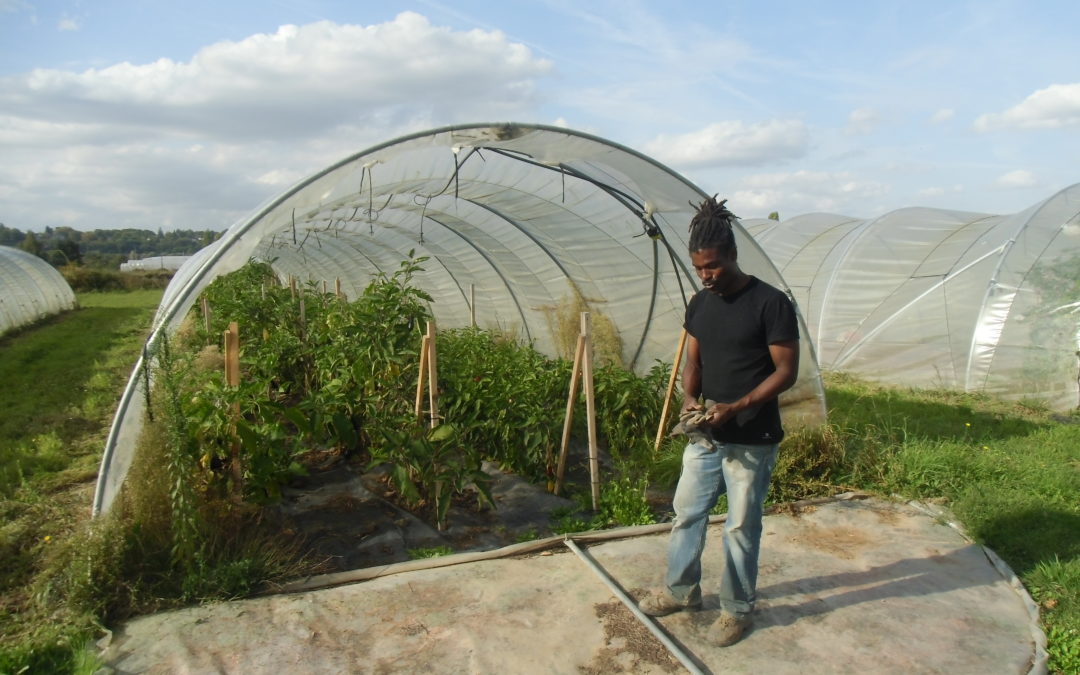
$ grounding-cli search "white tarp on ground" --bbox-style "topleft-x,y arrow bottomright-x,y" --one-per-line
99,497 -> 1044,674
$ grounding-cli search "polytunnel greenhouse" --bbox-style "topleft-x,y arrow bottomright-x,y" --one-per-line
742,182 -> 1080,411
94,122 -> 827,515
0,245 -> 77,337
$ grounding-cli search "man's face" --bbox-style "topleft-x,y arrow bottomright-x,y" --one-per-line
691,246 -> 741,295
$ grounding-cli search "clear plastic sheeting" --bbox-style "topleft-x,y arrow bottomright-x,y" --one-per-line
0,245 -> 77,337
94,122 -> 827,516
743,183 -> 1080,410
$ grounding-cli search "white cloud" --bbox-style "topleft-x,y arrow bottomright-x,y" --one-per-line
975,83 -> 1080,131
917,184 -> 965,200
994,170 -> 1037,189
846,107 -> 880,135
57,14 -> 78,31
730,170 -> 889,215
2,13 -> 552,142
0,13 -> 554,229
643,119 -> 808,169
917,184 -> 964,197
931,108 -> 954,124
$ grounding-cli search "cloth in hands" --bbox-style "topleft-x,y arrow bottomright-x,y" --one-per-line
668,399 -> 718,444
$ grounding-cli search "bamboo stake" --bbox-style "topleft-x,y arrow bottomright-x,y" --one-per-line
426,321 -> 440,429
415,335 -> 430,424
581,312 -> 600,511
654,329 -> 688,454
553,334 -> 586,495
424,320 -> 445,530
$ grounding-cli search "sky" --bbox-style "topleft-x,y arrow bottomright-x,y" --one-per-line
1,0 -> 1079,232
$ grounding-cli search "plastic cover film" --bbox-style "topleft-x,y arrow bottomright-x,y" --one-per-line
95,123 -> 826,515
744,182 -> 1080,410
0,245 -> 77,336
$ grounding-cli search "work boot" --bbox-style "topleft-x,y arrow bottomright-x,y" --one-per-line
638,589 -> 702,617
710,611 -> 751,646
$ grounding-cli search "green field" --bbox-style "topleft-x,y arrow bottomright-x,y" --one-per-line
0,288 -> 1076,673
0,290 -> 162,673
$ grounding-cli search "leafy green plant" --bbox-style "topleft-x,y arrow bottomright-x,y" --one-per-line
591,361 -> 668,472
596,474 -> 655,527
371,424 -> 493,530
437,327 -> 570,480
149,334 -> 203,568
515,528 -> 540,543
408,546 -> 455,559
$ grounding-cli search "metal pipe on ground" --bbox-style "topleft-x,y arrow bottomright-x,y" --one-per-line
564,538 -> 705,675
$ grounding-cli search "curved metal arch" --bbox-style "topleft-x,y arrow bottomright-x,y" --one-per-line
328,203 -> 530,339
420,213 -> 534,342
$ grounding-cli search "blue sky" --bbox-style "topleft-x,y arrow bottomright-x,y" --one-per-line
2,0 -> 1078,231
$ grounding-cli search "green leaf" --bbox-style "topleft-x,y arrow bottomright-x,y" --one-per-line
428,424 -> 456,442
331,412 -> 358,448
391,464 -> 421,504
283,406 -> 313,435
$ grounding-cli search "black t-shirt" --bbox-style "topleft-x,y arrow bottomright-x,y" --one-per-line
683,276 -> 799,444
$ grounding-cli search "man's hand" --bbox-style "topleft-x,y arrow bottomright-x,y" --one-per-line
681,400 -> 703,414
704,401 -> 739,426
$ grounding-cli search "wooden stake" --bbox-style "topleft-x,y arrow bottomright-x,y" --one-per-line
322,280 -> 328,294
415,335 -> 430,424
554,334 -> 586,495
201,296 -> 211,336
580,312 -> 600,511
426,321 -> 440,429
224,322 -> 242,499
224,322 -> 240,387
654,329 -> 688,454
469,284 -> 476,327
335,277 -> 343,299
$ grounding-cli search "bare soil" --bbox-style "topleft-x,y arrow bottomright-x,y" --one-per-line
274,455 -> 594,574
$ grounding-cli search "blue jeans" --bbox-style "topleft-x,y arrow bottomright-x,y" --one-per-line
665,438 -> 779,617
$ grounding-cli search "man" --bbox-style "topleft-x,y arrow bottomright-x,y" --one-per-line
640,195 -> 800,647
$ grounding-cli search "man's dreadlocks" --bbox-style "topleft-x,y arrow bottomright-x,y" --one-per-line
688,195 -> 737,254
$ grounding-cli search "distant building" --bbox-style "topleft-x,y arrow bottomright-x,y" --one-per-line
120,255 -> 191,272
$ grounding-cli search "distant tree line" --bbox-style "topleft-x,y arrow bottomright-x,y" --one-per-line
0,223 -> 222,269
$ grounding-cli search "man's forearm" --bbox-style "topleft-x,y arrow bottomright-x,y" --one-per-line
682,360 -> 702,408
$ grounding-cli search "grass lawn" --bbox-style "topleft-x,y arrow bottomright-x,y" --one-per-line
0,289 -> 162,673
0,290 -> 162,493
